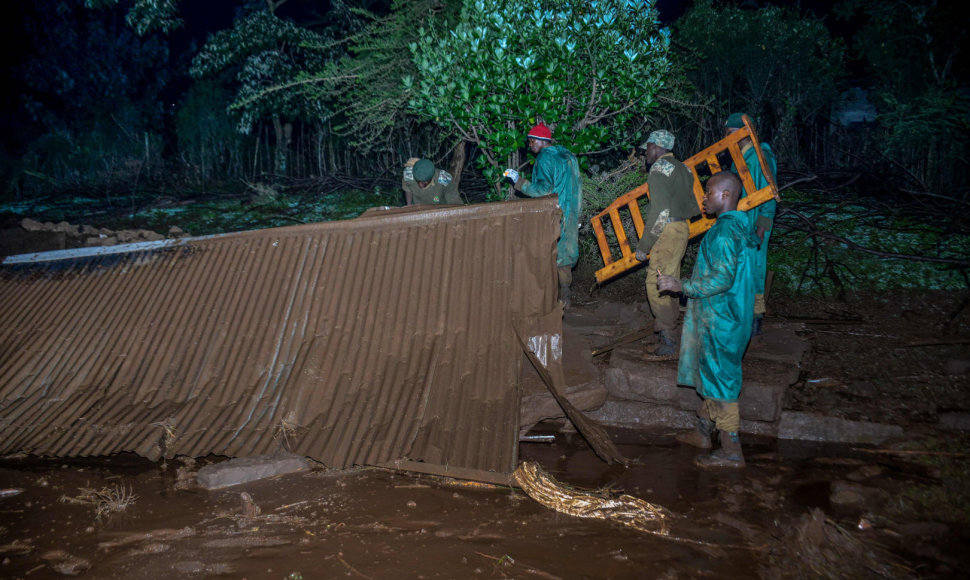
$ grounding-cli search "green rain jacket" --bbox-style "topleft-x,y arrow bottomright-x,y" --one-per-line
515,145 -> 582,268
677,211 -> 760,401
732,143 -> 777,295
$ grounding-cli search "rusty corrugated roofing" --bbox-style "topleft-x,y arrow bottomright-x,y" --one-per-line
0,199 -> 561,481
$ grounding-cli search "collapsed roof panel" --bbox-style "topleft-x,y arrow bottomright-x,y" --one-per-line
0,199 -> 561,481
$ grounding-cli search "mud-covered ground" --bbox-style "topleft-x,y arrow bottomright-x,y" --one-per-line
2,289 -> 969,579
1,426 -> 966,579
2,220 -> 970,578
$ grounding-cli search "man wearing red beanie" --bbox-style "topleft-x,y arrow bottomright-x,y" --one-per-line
503,123 -> 582,307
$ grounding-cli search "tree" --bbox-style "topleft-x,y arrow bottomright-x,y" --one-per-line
407,0 -> 671,194
84,0 -> 183,35
175,80 -> 241,184
835,0 -> 969,194
674,0 -> 845,165
18,0 -> 172,186
189,4 -> 340,176
329,0 -> 461,157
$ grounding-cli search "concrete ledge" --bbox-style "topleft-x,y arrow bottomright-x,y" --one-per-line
778,412 -> 903,444
197,453 -> 309,490
588,399 -> 694,430
587,398 -> 779,437
606,346 -> 787,422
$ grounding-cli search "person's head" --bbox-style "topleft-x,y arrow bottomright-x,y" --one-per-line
413,159 -> 435,187
527,123 -> 553,154
641,130 -> 675,165
703,171 -> 742,217
723,112 -> 751,143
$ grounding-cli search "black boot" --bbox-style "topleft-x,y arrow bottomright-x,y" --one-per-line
695,431 -> 745,469
652,329 -> 678,357
676,416 -> 714,448
752,316 -> 763,337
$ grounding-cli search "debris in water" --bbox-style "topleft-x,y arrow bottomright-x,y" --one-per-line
58,484 -> 137,522
760,508 -> 913,579
513,461 -> 670,535
520,434 -> 556,443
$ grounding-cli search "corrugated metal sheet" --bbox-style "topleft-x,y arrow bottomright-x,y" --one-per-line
0,199 -> 561,481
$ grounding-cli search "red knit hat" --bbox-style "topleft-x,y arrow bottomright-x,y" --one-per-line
527,123 -> 553,141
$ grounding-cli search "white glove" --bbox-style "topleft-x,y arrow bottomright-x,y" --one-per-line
503,168 -> 519,184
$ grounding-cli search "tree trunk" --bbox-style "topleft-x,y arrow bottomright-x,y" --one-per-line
449,139 -> 467,189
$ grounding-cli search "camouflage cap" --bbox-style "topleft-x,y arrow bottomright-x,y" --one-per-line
413,159 -> 435,182
642,129 -> 675,150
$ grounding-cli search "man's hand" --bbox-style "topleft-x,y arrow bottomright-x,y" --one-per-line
657,273 -> 682,294
405,157 -> 419,167
635,249 -> 647,262
756,226 -> 766,244
503,168 -> 519,184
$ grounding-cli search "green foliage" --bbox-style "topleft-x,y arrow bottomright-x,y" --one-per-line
835,0 -> 970,192
407,0 -> 671,187
18,0 -> 171,188
0,185 -> 400,236
131,188 -> 400,234
85,0 -> 183,35
770,192 -> 970,295
330,0 -> 462,154
175,81 -> 242,183
891,436 -> 970,525
190,8 -> 339,135
674,0 -> 845,162
576,163 -> 649,266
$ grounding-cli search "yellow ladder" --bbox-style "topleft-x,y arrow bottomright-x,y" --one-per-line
590,115 -> 781,284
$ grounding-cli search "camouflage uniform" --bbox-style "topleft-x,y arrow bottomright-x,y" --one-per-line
636,153 -> 700,332
402,166 -> 462,205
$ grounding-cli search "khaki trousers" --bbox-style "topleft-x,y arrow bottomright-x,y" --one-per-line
645,221 -> 689,332
701,399 -> 741,433
754,293 -> 766,317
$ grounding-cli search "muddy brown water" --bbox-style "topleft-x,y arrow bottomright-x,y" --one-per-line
0,426 -> 964,579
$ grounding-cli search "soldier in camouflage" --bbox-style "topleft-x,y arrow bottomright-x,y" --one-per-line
402,158 -> 463,206
635,130 -> 701,358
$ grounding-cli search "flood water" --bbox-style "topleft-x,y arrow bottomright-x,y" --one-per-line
0,425 -> 963,579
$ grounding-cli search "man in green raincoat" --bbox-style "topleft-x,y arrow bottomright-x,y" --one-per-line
658,171 -> 759,469
725,113 -> 777,336
503,123 -> 582,307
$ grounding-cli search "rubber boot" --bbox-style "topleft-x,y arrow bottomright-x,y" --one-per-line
652,329 -> 678,357
694,431 -> 745,469
676,416 -> 714,449
752,316 -> 763,337
558,284 -> 571,309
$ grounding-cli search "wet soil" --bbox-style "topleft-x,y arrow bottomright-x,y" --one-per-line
3,426 -> 965,579
2,222 -> 970,579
